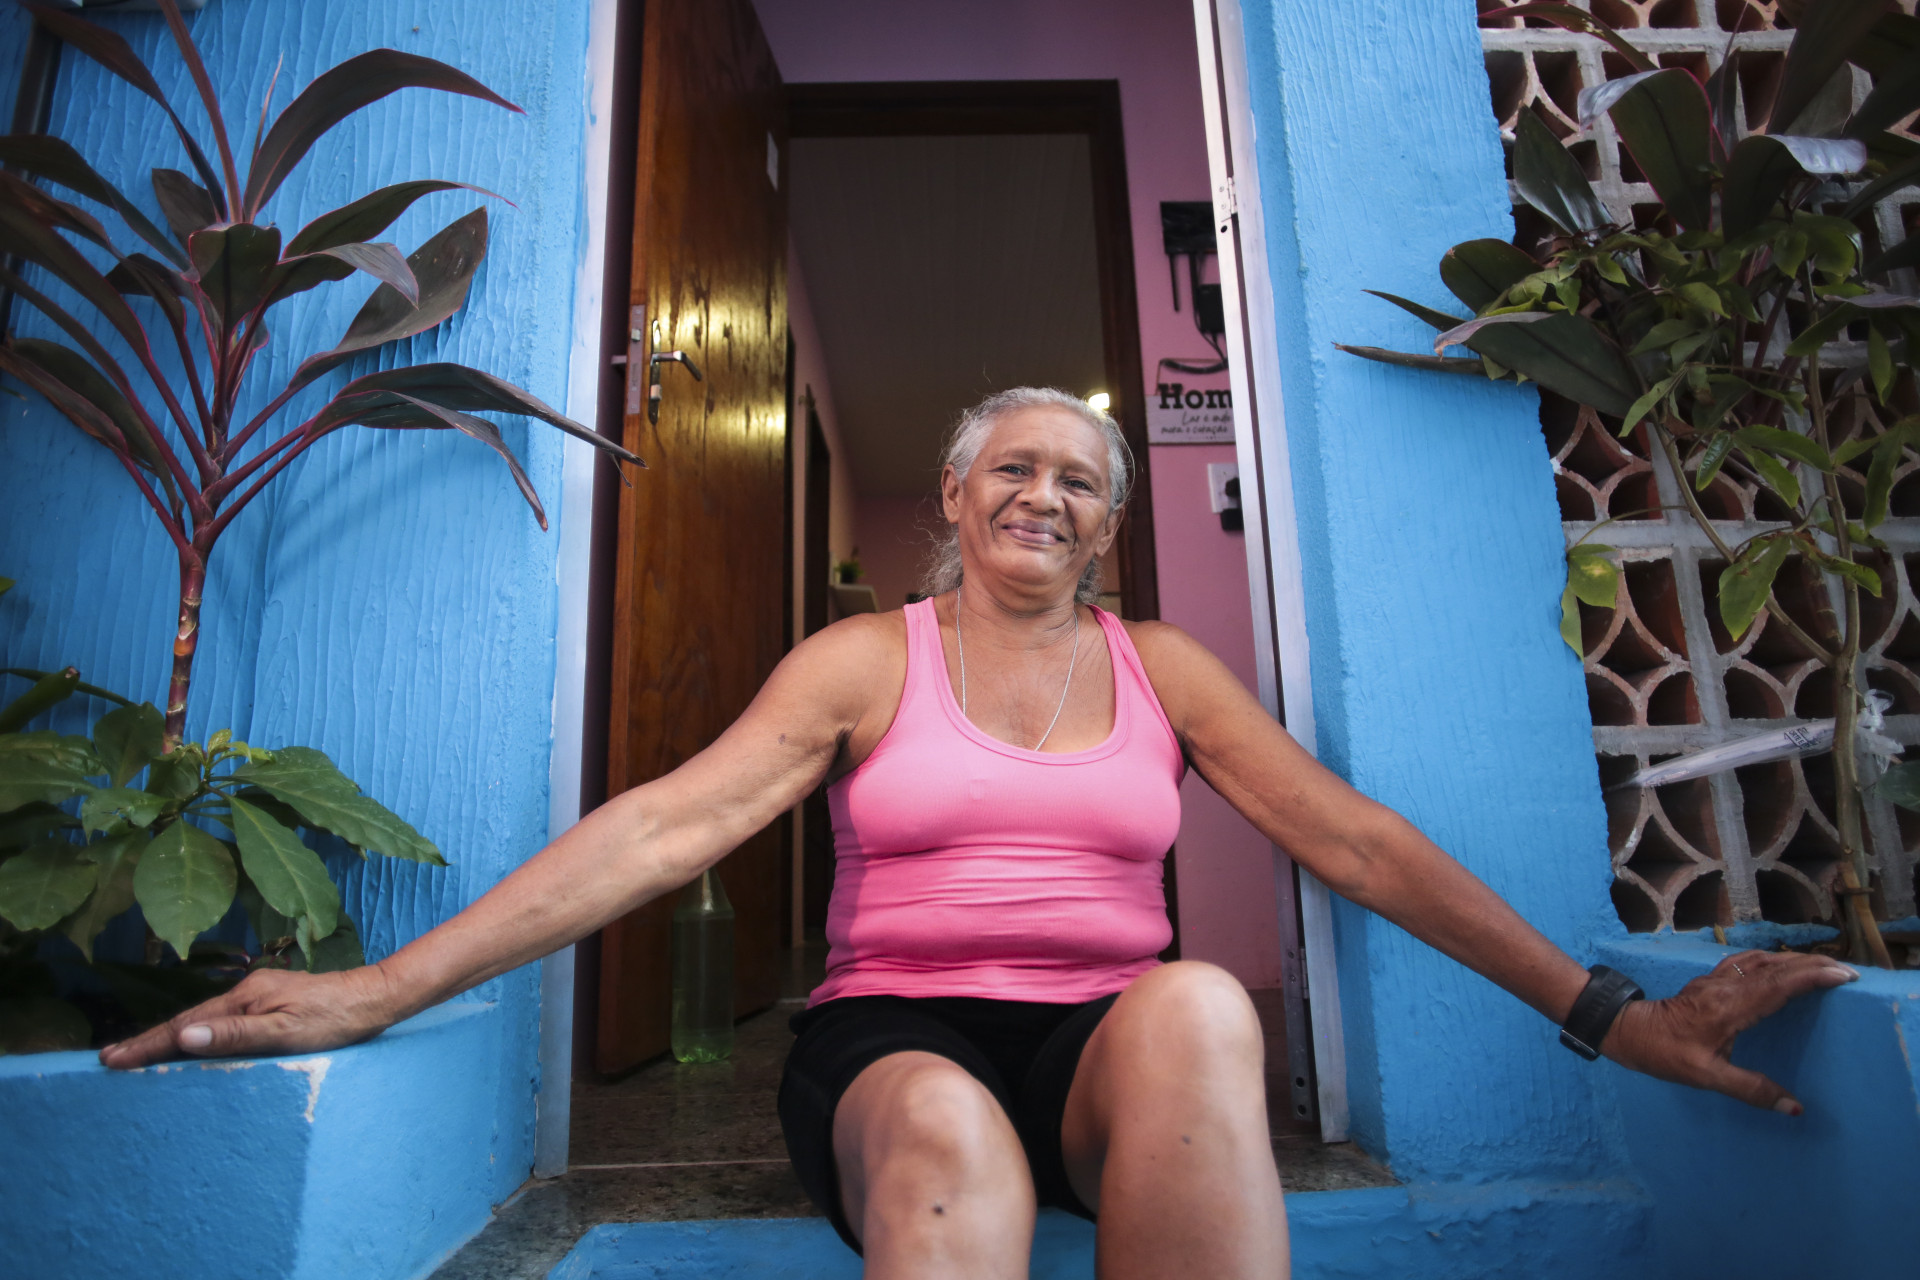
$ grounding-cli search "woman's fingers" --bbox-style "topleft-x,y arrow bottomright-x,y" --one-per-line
1712,951 -> 1856,1030
1691,1054 -> 1802,1116
97,970 -> 357,1069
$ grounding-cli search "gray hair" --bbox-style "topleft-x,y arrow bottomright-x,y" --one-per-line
920,387 -> 1132,605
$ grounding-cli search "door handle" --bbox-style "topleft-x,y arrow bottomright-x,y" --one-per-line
648,350 -> 703,424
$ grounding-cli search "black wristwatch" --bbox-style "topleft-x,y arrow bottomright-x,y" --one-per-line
1559,965 -> 1644,1060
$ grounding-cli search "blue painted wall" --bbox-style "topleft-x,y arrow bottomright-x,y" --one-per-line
1,0 -> 597,1270
1232,0 -> 1628,1183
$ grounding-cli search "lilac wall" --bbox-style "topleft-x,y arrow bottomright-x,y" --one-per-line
755,0 -> 1280,988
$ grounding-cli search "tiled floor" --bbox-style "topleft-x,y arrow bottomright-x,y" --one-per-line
432,951 -> 1393,1279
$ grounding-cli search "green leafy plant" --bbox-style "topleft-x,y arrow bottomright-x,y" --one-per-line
0,0 -> 642,1047
1342,0 -> 1920,966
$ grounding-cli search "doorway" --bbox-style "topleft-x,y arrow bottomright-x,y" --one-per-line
783,81 -> 1174,947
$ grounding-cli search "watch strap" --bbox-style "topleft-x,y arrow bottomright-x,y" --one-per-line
1559,965 -> 1644,1060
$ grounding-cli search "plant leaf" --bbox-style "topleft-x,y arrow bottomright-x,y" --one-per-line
1362,289 -> 1468,332
22,3 -> 228,213
91,701 -> 167,788
187,224 -> 284,329
1608,69 -> 1714,231
1734,424 -> 1833,471
336,393 -> 548,528
1695,431 -> 1736,489
318,363 -> 646,468
1739,447 -> 1802,508
0,190 -> 168,379
301,912 -> 365,974
1719,536 -> 1792,640
1334,344 -> 1488,375
7,340 -> 176,495
1864,419 -> 1913,527
1439,238 -> 1541,312
1874,759 -> 1920,810
1772,0 -> 1890,134
313,241 -> 419,305
1723,135 -> 1811,240
1864,234 -> 1920,276
227,796 -> 341,950
0,732 -> 100,811
1447,312 -> 1640,417
1560,581 -> 1585,656
80,786 -> 166,837
234,746 -> 444,864
1511,111 -> 1610,237
1869,323 -> 1895,401
0,133 -> 186,266
1483,3 -> 1657,72
62,830 -> 145,962
284,179 -> 506,256
1843,151 -> 1920,217
151,167 -> 219,244
244,50 -> 521,217
1771,135 -> 1871,174
0,666 -> 79,735
0,802 -> 76,852
132,821 -> 237,963
1567,545 -> 1620,608
288,207 -> 490,393
146,747 -> 204,802
1579,70 -> 1662,132
1432,310 -> 1554,354
0,840 -> 98,932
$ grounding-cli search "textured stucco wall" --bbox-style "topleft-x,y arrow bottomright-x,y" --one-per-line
0,0 -> 596,1272
1231,0 -> 1630,1182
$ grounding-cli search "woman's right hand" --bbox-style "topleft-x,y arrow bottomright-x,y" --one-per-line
98,963 -> 402,1069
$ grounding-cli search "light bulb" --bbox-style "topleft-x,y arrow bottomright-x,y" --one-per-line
1086,391 -> 1111,412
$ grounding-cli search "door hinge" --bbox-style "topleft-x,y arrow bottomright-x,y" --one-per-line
1214,177 -> 1238,231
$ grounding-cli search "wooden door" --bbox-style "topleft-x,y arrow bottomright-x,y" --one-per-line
599,0 -> 788,1075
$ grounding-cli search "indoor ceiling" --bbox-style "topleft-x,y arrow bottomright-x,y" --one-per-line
788,132 -> 1105,498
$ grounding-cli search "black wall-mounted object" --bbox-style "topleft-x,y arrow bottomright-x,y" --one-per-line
1160,200 -> 1224,340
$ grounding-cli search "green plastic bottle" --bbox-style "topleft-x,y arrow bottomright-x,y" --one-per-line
670,866 -> 734,1063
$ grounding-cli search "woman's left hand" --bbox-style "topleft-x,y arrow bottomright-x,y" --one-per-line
1601,950 -> 1858,1115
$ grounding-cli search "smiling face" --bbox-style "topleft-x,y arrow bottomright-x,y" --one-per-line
940,406 -> 1122,600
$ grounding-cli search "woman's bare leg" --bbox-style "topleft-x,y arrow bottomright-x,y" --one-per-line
1060,961 -> 1289,1279
834,1050 -> 1037,1278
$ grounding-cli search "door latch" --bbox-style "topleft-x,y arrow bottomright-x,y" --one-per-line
648,350 -> 704,424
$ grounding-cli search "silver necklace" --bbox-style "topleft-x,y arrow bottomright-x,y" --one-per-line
955,586 -> 1081,751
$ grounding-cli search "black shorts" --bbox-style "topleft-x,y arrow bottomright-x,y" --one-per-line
776,992 -> 1120,1254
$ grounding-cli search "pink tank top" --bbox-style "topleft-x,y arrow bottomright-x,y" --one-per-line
810,597 -> 1185,1006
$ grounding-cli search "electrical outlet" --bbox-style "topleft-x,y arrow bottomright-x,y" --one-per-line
1207,463 -> 1239,514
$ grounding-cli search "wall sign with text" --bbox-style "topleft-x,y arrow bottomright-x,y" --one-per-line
1147,381 -> 1235,444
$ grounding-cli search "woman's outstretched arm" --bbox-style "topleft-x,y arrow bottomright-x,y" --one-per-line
99,615 -> 903,1069
1127,620 -> 1857,1114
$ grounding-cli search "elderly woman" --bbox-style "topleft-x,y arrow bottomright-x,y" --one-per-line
105,387 -> 1852,1279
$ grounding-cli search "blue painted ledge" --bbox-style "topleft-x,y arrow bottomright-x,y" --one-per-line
0,1000 -> 520,1280
550,1183 -> 1652,1279
1597,934 -> 1920,1277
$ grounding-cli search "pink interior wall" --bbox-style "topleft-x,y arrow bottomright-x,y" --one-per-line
757,0 -> 1281,990
855,494 -> 939,612
789,243 -> 860,616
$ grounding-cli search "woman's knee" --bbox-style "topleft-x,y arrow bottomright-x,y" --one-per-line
837,1053 -> 1022,1177
1116,961 -> 1264,1062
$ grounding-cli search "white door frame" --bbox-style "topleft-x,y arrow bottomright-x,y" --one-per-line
1190,0 -> 1351,1143
536,0 -> 624,1179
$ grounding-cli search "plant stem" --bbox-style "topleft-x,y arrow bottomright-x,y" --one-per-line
164,548 -> 207,750
1809,360 -> 1894,969
1653,427 -> 1836,665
